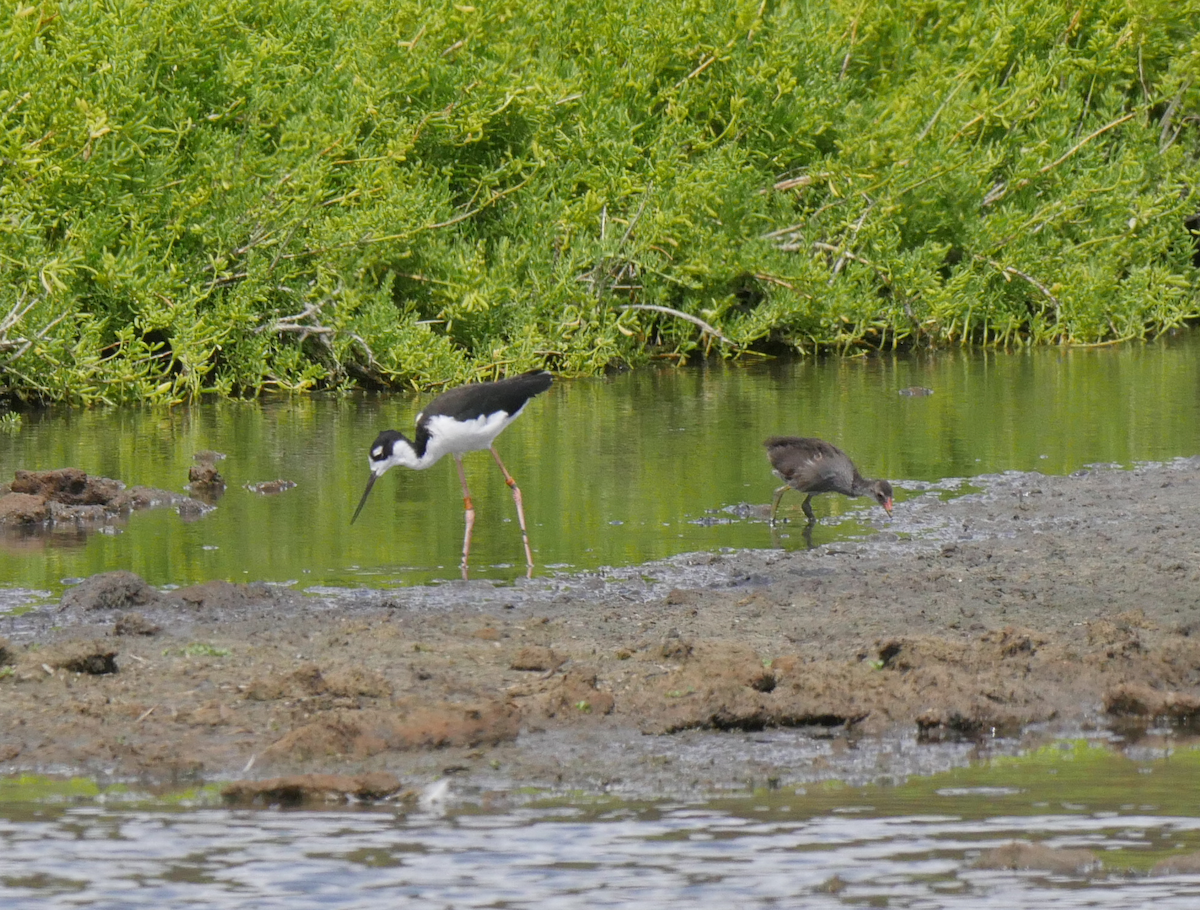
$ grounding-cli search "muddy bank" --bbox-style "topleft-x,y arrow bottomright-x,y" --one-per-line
1,458 -> 1198,800
0,467 -> 214,539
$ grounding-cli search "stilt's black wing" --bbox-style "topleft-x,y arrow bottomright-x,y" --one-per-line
412,371 -> 553,456
421,371 -> 553,423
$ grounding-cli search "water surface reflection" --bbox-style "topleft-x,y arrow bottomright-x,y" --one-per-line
5,740 -> 1200,908
0,334 -> 1196,593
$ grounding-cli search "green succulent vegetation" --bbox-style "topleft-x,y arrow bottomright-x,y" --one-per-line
1,0 -> 1198,405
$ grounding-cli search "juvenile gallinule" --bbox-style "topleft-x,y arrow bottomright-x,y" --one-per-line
764,436 -> 893,526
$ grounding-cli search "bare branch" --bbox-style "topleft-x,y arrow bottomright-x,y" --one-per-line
1,309 -> 70,363
0,293 -> 37,339
829,196 -> 875,284
985,111 -> 1138,206
614,186 -> 652,255
581,185 -> 654,300
616,304 -> 733,345
839,11 -> 861,81
811,241 -> 887,280
677,54 -> 718,87
973,254 -> 1060,319
1159,78 -> 1193,153
257,301 -> 334,345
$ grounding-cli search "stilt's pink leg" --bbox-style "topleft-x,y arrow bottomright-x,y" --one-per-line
491,446 -> 534,575
454,455 -> 474,580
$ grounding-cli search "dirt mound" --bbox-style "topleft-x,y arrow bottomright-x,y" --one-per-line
163,580 -> 305,615
259,700 -> 521,765
59,571 -> 162,613
55,572 -> 308,622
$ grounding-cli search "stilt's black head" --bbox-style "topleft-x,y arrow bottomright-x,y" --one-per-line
351,430 -> 413,524
367,429 -> 407,471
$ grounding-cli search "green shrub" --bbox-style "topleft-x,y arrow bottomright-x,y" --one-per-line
0,0 -> 1197,403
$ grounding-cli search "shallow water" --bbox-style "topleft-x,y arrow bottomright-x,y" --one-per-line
1,333 -> 1197,596
3,339 -> 1200,905
4,740 -> 1200,908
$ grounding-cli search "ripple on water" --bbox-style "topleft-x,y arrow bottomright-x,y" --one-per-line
5,772 -> 1200,908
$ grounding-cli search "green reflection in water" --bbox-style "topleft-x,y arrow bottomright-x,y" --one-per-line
0,775 -> 222,821
4,739 -> 1192,877
702,739 -> 1200,875
0,332 -> 1197,594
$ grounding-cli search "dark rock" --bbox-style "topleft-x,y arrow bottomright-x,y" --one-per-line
47,501 -> 110,524
222,772 -> 406,807
112,486 -> 197,512
188,465 -> 225,486
187,463 -> 226,504
114,612 -> 162,636
2,468 -> 211,527
244,479 -> 297,495
175,498 -> 214,521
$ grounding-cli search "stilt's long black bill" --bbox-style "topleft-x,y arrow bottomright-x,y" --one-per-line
350,473 -> 377,524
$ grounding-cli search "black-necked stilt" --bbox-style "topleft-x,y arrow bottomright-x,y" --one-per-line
352,370 -> 553,577
764,436 -> 893,529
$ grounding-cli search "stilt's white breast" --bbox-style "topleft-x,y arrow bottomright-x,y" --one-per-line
422,408 -> 522,463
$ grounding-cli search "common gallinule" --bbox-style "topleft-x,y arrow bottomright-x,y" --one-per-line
764,436 -> 893,526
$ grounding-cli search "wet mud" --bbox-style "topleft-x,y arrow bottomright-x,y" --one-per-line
0,467 -> 213,534
1,458 -> 1198,800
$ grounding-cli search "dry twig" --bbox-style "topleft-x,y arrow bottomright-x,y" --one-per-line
985,112 -> 1138,206
616,304 -> 733,345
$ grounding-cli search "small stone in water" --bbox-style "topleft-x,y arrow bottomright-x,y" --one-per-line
245,480 -> 298,495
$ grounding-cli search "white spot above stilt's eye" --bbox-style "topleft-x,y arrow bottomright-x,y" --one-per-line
371,446 -> 383,458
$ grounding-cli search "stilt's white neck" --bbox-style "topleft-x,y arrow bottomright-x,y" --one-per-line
371,434 -> 442,474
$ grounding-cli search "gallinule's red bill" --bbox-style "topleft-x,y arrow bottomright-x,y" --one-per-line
352,370 -> 553,578
764,436 -> 894,526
